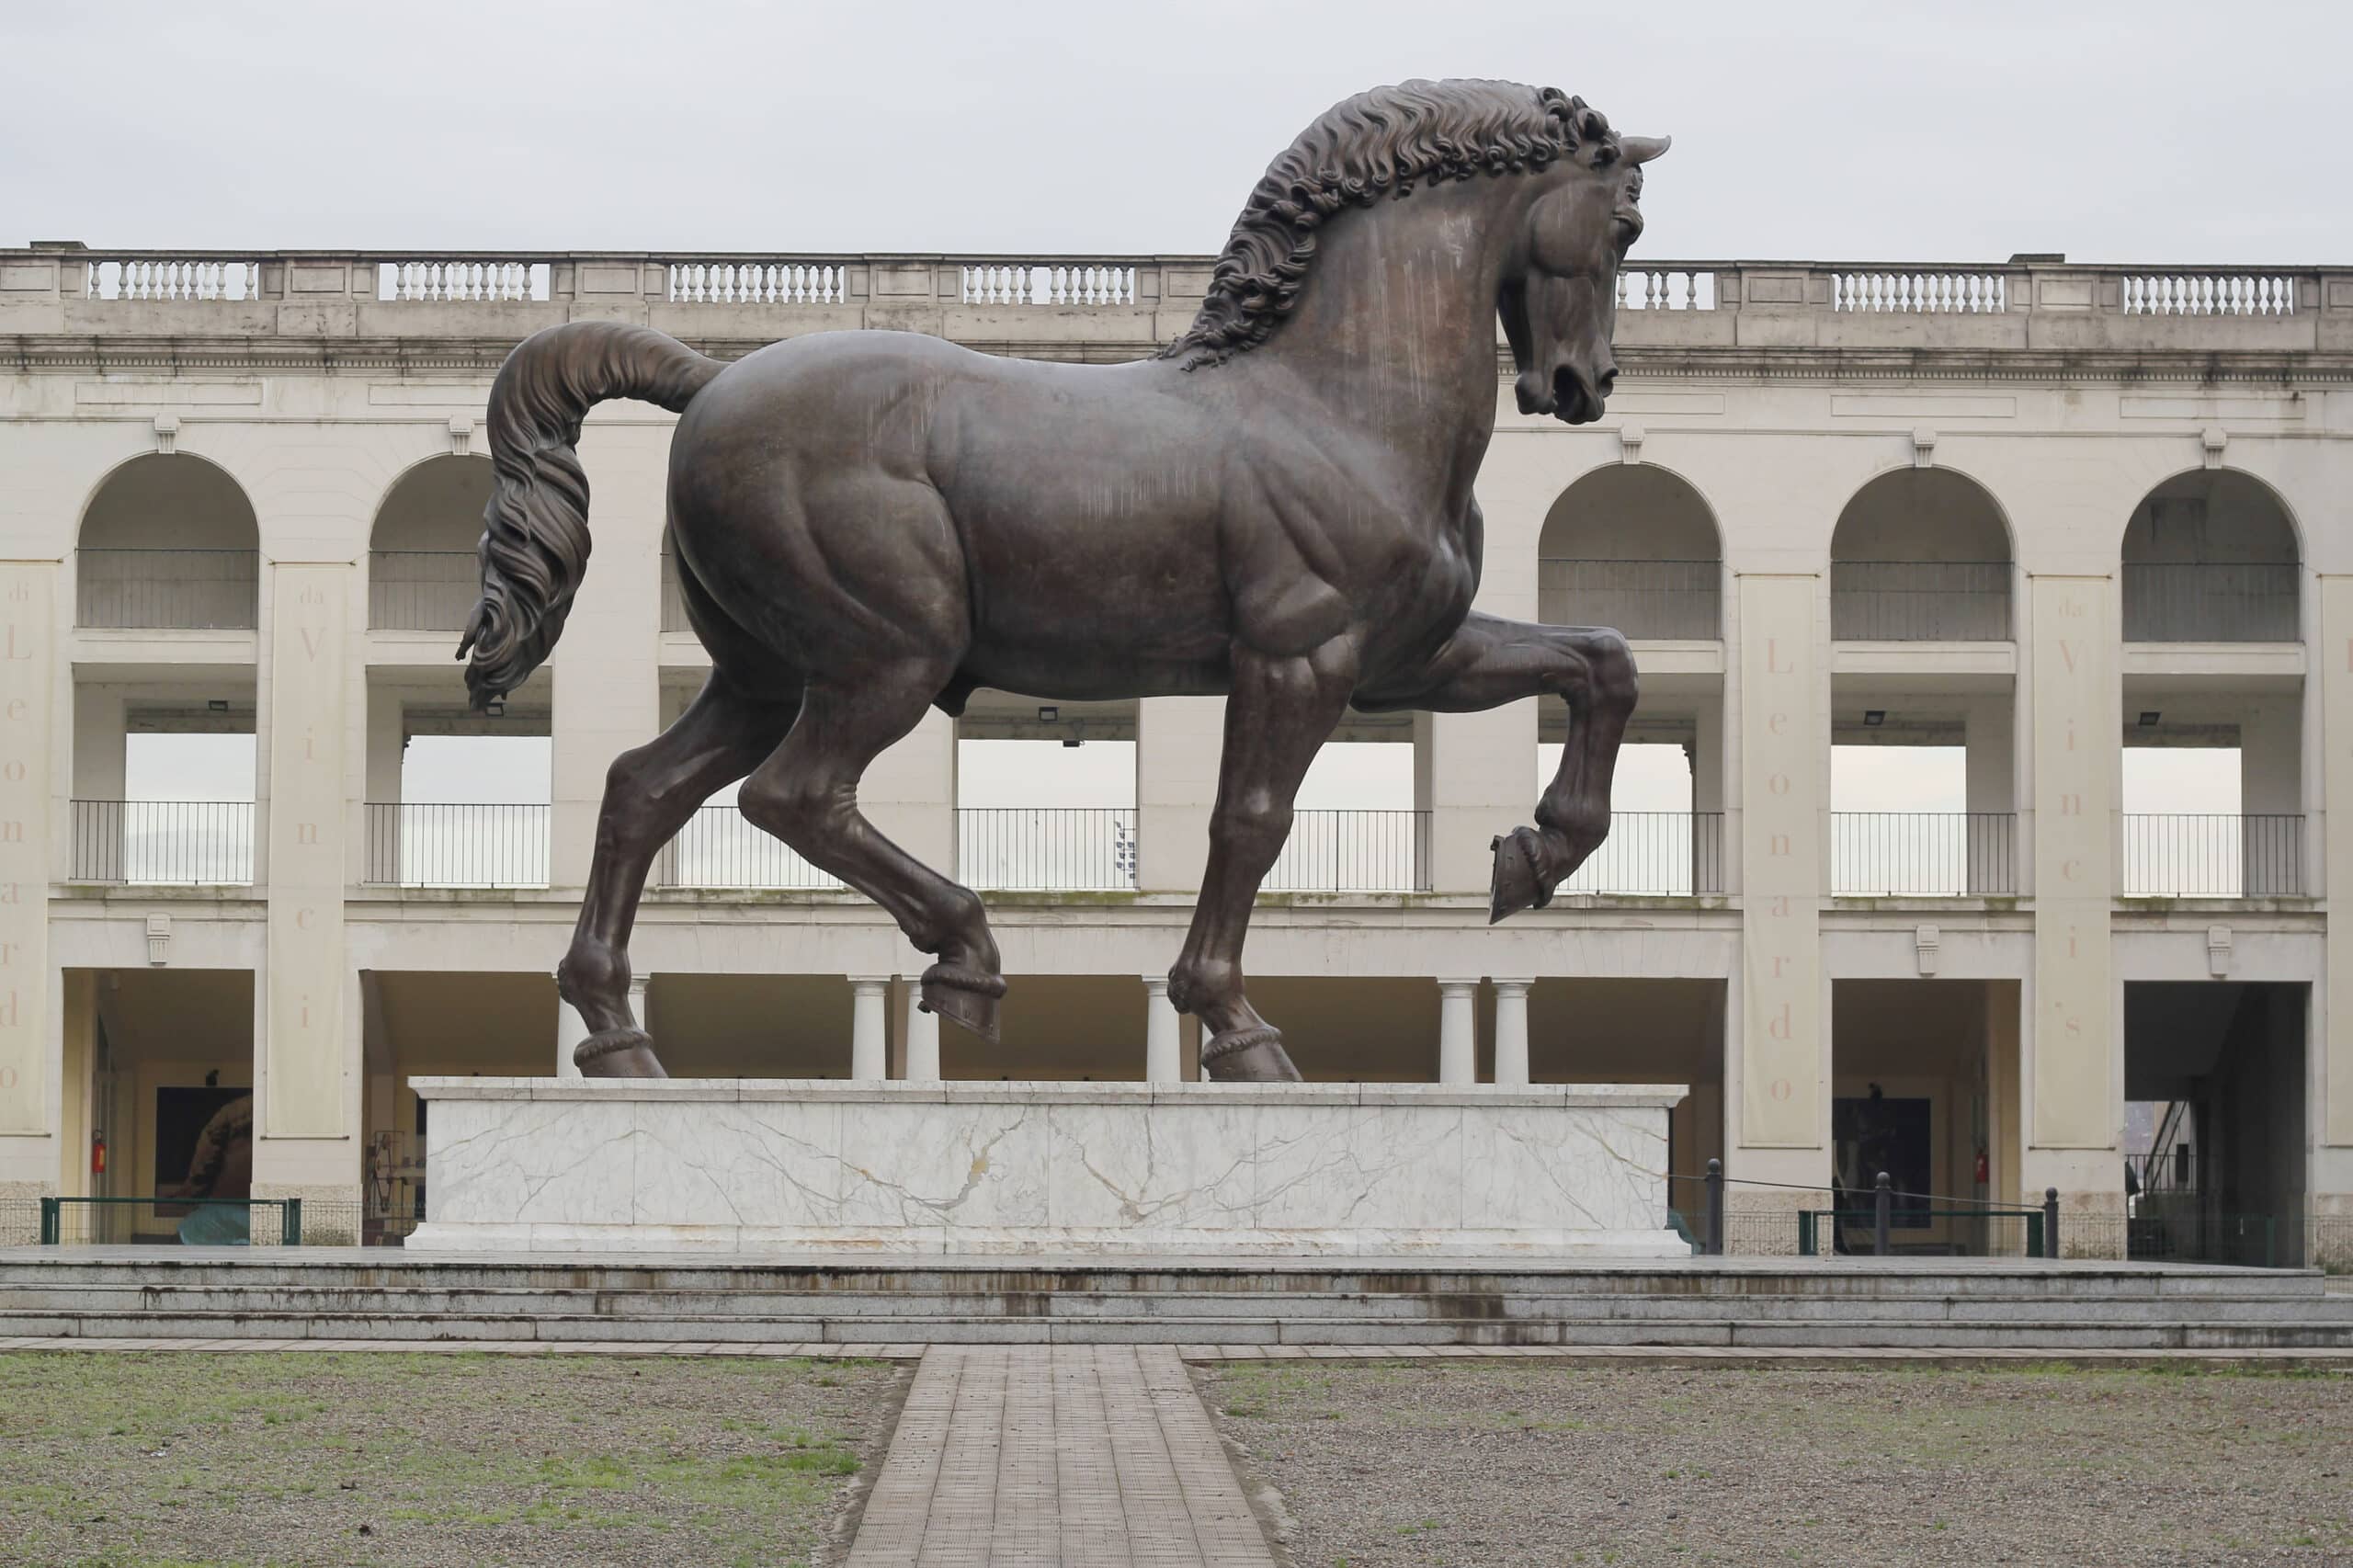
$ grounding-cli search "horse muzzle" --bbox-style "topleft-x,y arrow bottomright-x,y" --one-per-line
1517,366 -> 1610,425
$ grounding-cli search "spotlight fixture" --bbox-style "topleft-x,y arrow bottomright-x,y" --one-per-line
1062,738 -> 1082,749
206,699 -> 229,713
1038,705 -> 1059,722
1863,710 -> 1885,727
2138,710 -> 2161,727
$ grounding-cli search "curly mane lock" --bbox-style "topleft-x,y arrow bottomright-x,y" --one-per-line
1163,79 -> 1616,369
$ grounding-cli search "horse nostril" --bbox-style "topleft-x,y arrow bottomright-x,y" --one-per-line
1596,368 -> 1619,396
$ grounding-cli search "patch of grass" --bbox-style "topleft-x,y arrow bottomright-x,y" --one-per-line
0,1351 -> 901,1568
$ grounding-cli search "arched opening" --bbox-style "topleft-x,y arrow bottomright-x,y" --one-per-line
1537,465 -> 1722,640
369,455 -> 493,631
1829,468 -> 2012,641
2121,470 -> 2300,642
76,454 -> 259,630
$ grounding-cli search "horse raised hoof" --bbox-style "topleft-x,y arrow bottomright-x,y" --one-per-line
1200,1025 -> 1303,1083
921,962 -> 1007,1044
1489,825 -> 1556,924
575,1028 -> 667,1078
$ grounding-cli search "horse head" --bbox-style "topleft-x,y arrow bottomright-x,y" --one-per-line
1502,131 -> 1670,425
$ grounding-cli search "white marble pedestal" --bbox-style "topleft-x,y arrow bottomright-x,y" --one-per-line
407,1079 -> 1688,1256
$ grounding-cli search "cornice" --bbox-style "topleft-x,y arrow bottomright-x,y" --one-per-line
9,335 -> 2352,389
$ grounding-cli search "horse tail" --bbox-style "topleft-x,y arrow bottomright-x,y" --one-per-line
459,322 -> 723,708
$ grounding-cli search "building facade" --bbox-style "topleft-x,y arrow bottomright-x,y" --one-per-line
0,246 -> 2347,1259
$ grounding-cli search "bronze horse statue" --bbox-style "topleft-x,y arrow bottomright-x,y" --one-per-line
460,78 -> 1662,1082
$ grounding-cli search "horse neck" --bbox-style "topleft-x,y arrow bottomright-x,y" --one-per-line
1245,178 -> 1526,492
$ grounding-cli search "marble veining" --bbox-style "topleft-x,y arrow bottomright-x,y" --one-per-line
413,1079 -> 1688,1256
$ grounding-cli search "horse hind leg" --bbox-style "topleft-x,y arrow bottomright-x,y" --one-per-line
738,665 -> 1006,1043
561,673 -> 802,1076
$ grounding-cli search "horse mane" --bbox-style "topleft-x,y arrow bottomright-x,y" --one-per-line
1163,79 -> 1619,370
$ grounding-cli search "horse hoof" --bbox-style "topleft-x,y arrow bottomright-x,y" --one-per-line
575,1028 -> 667,1078
921,963 -> 1006,1044
1201,1026 -> 1302,1082
1488,825 -> 1554,924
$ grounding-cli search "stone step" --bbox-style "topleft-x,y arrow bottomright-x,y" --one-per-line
0,1260 -> 2327,1301
4,1307 -> 2350,1350
5,1283 -> 2347,1326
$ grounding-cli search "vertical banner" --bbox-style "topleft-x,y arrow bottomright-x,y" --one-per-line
0,565 -> 51,1134
2324,578 -> 2353,1146
264,563 -> 347,1137
1738,574 -> 1823,1147
2029,575 -> 2115,1147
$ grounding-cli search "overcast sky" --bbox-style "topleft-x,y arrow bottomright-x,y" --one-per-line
64,0 -> 2286,835
6,0 -> 2347,261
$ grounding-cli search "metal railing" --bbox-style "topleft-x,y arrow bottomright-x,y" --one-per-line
655,804 -> 842,890
1537,558 -> 1721,640
2120,813 -> 2304,897
364,802 -> 550,887
1831,812 -> 2017,896
2121,562 -> 2300,642
957,807 -> 1135,891
40,1195 -> 301,1246
1264,810 -> 1428,892
75,548 -> 258,630
659,552 -> 690,633
1830,561 -> 2011,641
1560,811 -> 1725,896
369,550 -> 478,631
67,800 -> 256,885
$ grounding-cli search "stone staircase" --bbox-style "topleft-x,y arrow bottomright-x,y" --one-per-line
4,1252 -> 2351,1349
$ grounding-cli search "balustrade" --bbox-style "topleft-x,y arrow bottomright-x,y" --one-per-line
376,259 -> 548,302
84,257 -> 259,301
1559,812 -> 1725,897
2121,562 -> 2299,642
960,262 -> 1138,307
2121,814 -> 2304,898
1830,561 -> 2011,641
656,805 -> 841,890
364,802 -> 549,888
75,549 -> 258,631
369,551 -> 477,631
957,808 -> 1135,891
1615,268 -> 1716,310
1538,559 -> 1722,640
2119,273 -> 2296,316
666,260 -> 849,305
1831,270 -> 2007,312
67,801 -> 255,885
1831,812 -> 2016,897
1264,810 -> 1429,892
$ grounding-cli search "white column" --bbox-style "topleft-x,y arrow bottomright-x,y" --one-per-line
1491,978 -> 1531,1086
850,977 -> 890,1082
1136,698 -> 1225,892
554,983 -> 584,1080
1143,975 -> 1181,1084
902,981 -> 940,1084
1438,979 -> 1478,1085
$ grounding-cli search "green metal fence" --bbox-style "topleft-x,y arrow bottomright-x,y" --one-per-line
38,1196 -> 301,1247
1799,1207 -> 2048,1258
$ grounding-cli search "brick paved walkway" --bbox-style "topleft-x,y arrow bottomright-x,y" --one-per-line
845,1345 -> 1276,1568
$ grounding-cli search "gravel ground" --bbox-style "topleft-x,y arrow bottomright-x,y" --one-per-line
0,1350 -> 906,1568
1202,1359 -> 2353,1567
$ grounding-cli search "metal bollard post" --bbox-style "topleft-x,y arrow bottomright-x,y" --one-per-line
1873,1171 -> 1893,1257
1704,1158 -> 1724,1257
2043,1187 -> 2061,1260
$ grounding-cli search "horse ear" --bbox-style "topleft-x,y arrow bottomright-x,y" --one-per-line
1621,134 -> 1672,165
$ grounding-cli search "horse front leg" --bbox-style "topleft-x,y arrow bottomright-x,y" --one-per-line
1358,610 -> 1639,923
1167,640 -> 1359,1082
